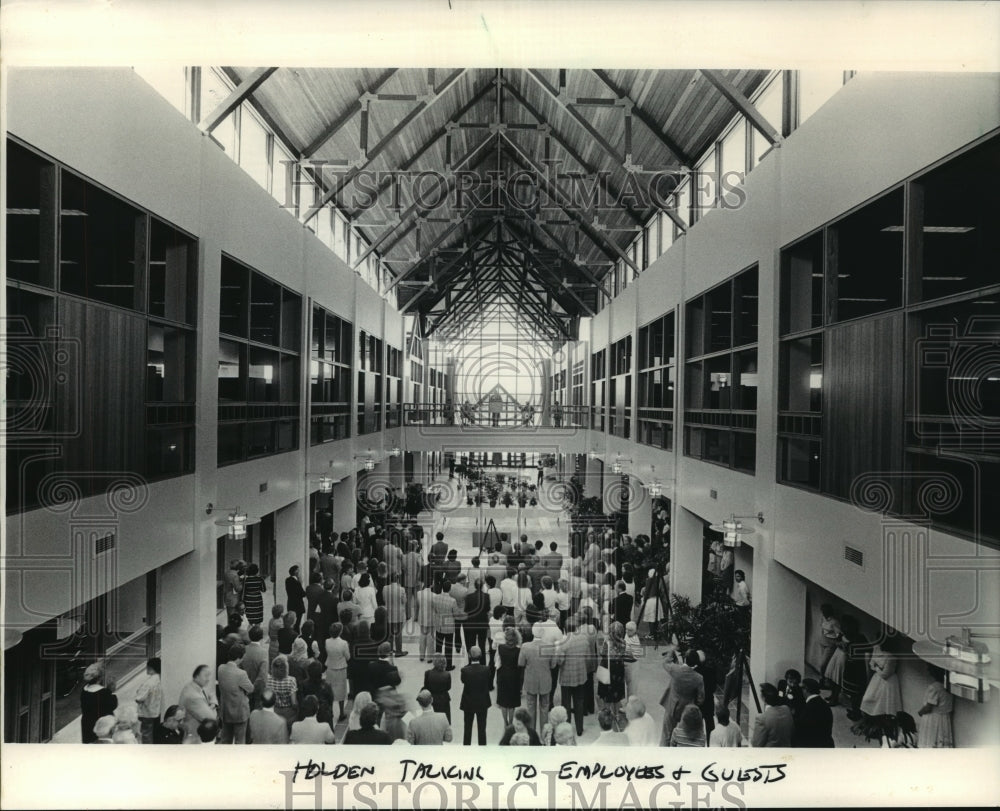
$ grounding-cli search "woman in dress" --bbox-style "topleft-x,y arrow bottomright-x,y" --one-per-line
860,636 -> 902,719
80,662 -> 118,743
266,654 -> 299,731
267,604 -> 284,665
422,654 -> 453,723
495,627 -> 523,728
241,563 -> 267,627
277,611 -> 298,656
916,664 -> 954,748
298,659 -> 335,730
324,622 -> 351,722
817,603 -> 842,678
555,578 -> 571,630
284,565 -> 307,633
354,572 -> 378,625
597,621 -> 627,714
288,637 -> 311,686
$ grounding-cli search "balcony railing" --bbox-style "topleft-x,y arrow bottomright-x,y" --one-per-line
403,402 -> 594,427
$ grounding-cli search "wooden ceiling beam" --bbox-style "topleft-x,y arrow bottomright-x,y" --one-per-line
591,69 -> 693,167
199,67 -> 278,133
303,68 -> 467,224
699,69 -> 781,146
301,68 -> 399,158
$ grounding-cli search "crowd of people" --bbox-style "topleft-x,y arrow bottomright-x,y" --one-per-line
76,510 -> 954,749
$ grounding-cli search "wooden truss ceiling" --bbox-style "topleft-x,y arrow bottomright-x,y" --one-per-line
220,67 -> 770,339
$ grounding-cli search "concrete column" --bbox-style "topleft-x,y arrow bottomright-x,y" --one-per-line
670,507 -> 704,605
159,531 -> 217,710
584,456 -> 604,499
747,548 -> 807,717
275,498 -> 307,609
332,473 -> 357,535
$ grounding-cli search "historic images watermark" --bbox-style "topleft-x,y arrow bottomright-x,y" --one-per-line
279,161 -> 749,217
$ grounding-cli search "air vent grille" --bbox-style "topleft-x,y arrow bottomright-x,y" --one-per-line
95,533 -> 116,555
844,545 -> 864,567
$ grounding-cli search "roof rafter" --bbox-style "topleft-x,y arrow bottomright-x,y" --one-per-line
699,69 -> 780,146
302,68 -> 399,158
200,67 -> 278,133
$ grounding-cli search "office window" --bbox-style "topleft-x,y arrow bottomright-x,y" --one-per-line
637,312 -> 676,450
60,171 -> 142,310
830,188 -> 904,322
780,231 -> 825,335
217,256 -> 301,465
684,265 -> 759,473
6,140 -> 56,287
148,218 -> 196,325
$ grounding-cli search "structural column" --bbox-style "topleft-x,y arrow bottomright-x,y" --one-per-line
275,498 -> 307,607
159,528 -> 218,712
670,507 -> 704,605
331,472 -> 357,536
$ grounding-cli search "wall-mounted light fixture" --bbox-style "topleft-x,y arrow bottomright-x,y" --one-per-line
610,454 -> 632,474
388,446 -> 402,458
206,504 -> 259,540
709,512 -> 763,547
913,628 -> 999,704
354,449 -> 377,471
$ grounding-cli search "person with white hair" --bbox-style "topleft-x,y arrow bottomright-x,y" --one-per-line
80,662 -> 118,744
624,696 -> 659,746
406,689 -> 453,745
112,702 -> 141,744
92,715 -> 116,744
553,721 -> 577,745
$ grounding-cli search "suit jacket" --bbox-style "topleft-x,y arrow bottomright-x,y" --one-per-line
305,583 -> 325,619
406,711 -> 453,745
178,681 -> 219,740
217,661 -> 255,722
430,541 -> 449,564
432,591 -> 458,634
463,589 -> 490,627
555,633 -> 591,687
659,664 -> 705,738
343,727 -> 390,745
614,592 -> 634,625
290,716 -> 336,744
751,704 -> 795,747
316,590 -> 338,635
542,551 -> 563,574
460,663 -> 492,712
527,564 -> 548,593
423,668 -> 452,713
319,554 -> 338,582
794,695 -> 834,747
249,708 -> 289,744
368,659 -> 401,693
382,582 -> 406,624
518,639 -> 553,694
240,642 -> 269,687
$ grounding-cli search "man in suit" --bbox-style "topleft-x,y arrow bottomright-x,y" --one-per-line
659,649 -> 706,745
555,619 -> 592,737
316,579 -> 338,648
613,581 -> 634,626
794,678 -> 834,747
248,689 -> 288,744
402,540 -> 422,623
462,578 -> 489,664
752,683 -> 795,747
382,572 -> 408,656
430,531 -> 449,569
178,664 -> 219,743
695,650 -> 719,741
450,574 -> 470,655
383,537 -> 403,582
518,631 -> 553,733
305,571 -> 325,626
459,646 -> 492,745
240,624 -> 269,695
217,644 -> 255,744
527,557 -> 549,594
319,546 -> 338,583
406,690 -> 453,745
433,580 -> 460,669
542,541 -> 563,576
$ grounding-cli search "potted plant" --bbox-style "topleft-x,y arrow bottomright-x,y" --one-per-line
466,494 -> 474,506
502,491 -> 514,508
517,492 -> 528,508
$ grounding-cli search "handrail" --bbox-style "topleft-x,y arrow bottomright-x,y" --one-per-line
402,402 -> 594,427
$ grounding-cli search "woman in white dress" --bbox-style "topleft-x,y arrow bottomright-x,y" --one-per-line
916,664 -> 954,748
859,637 -> 902,717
